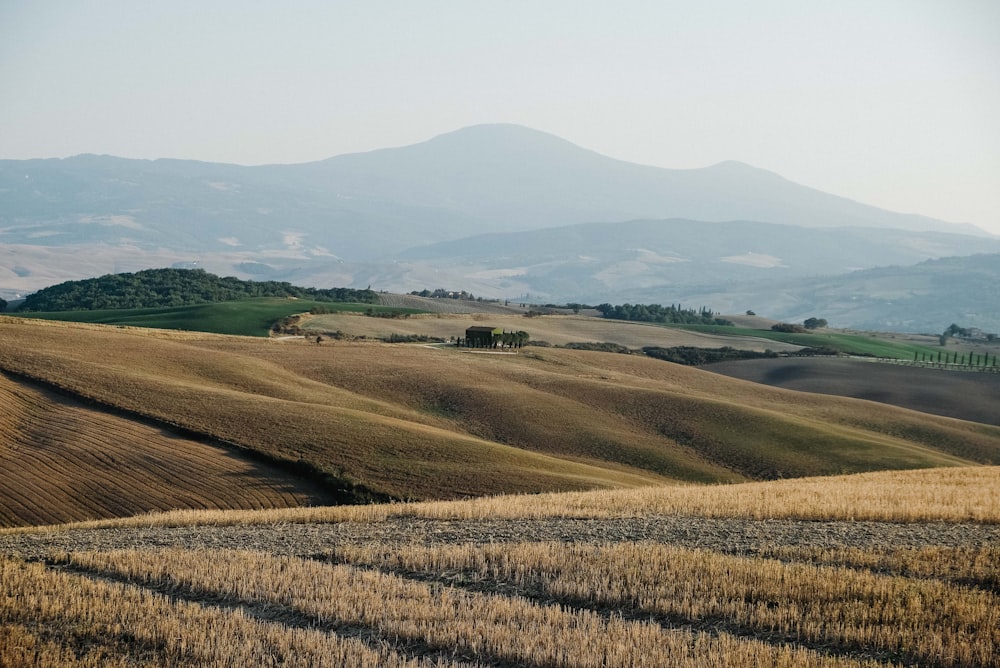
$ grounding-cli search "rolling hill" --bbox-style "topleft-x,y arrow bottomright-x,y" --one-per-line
1,316 -> 998,528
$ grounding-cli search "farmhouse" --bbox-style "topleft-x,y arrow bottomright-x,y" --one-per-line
462,326 -> 530,349
465,326 -> 502,348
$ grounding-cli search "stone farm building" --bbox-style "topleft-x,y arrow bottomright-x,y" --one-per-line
465,326 -> 503,348
463,326 -> 530,349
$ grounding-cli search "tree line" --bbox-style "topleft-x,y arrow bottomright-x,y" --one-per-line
16,268 -> 377,312
595,303 -> 733,326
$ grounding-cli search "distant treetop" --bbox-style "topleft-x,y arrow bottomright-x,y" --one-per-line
17,268 -> 377,312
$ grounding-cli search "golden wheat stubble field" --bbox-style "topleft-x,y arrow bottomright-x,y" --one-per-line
1,467 -> 999,667
1,315 -> 1000,523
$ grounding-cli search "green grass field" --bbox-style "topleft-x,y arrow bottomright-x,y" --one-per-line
667,324 -> 941,359
12,299 -> 424,337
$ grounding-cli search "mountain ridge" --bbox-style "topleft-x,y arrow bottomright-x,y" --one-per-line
2,123 -> 994,328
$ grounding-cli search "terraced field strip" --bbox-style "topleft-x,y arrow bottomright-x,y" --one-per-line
760,545 -> 1000,594
62,549 -> 885,668
0,373 -> 334,527
330,542 -> 999,668
0,557 -> 447,668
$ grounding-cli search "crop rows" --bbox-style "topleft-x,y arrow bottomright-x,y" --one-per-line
22,464 -> 995,534
329,541 -> 999,667
0,557 -> 448,668
13,538 -> 994,666
53,548 -> 891,668
0,374 -> 329,527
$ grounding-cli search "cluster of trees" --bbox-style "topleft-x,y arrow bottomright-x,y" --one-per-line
939,323 -> 997,345
17,269 -> 377,312
410,288 -> 501,304
0,298 -> 6,312
771,317 -> 827,334
642,346 -> 779,366
771,323 -> 807,333
595,303 -> 732,326
563,341 -> 633,354
457,330 -> 530,349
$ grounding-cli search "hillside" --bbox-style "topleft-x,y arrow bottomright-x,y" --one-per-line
392,219 -> 1000,304
0,371 -> 337,527
301,311 -> 804,351
674,253 -> 1000,333
706,357 -> 1000,426
15,267 -> 375,311
1,317 -> 998,530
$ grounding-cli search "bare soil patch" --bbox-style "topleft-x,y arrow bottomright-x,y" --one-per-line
705,357 -> 1000,426
3,516 -> 998,561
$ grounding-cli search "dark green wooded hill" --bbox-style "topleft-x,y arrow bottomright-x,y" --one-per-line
17,268 -> 376,312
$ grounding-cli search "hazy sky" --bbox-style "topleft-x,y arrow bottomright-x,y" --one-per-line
2,1 -> 998,234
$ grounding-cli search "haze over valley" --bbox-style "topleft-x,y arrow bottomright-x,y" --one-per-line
3,124 -> 999,331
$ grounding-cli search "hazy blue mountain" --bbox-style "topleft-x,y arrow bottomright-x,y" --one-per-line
0,124 -> 983,258
392,218 -> 1000,300
1,123 -> 995,321
671,254 -> 1000,333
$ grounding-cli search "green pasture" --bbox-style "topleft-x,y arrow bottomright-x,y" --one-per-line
13,299 -> 423,337
666,324 -> 941,360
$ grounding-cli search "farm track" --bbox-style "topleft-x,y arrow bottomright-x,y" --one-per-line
4,515 -> 998,561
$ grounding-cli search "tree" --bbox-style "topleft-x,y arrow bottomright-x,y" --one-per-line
0,298 -> 6,312
803,317 -> 828,330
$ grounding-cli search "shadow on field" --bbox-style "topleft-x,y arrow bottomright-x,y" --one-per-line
705,358 -> 1000,426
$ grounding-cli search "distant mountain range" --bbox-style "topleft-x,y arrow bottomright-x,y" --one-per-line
2,124 -> 997,330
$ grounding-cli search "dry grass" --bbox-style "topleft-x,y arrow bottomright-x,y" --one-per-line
302,310 -> 802,351
330,541 -> 999,667
2,466 -> 996,666
6,466 -> 997,534
61,549 -> 886,668
761,545 -> 1000,592
1,316 -> 998,527
0,557 -> 456,668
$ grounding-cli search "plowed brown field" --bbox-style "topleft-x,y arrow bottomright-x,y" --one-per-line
0,372 -> 337,527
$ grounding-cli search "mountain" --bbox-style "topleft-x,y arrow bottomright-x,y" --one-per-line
391,217 -> 1000,296
1,124 -> 993,314
673,253 -> 1000,333
296,124 -> 983,235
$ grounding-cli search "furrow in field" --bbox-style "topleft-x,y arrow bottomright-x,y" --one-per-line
0,372 -> 337,527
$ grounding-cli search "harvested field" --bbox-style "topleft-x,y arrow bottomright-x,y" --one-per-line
302,311 -> 803,351
0,372 -> 338,527
706,357 -> 1000,426
3,469 -> 999,667
376,292 -> 528,314
2,317 -> 1000,530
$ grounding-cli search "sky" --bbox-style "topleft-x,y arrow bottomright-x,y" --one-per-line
2,1 -> 999,234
